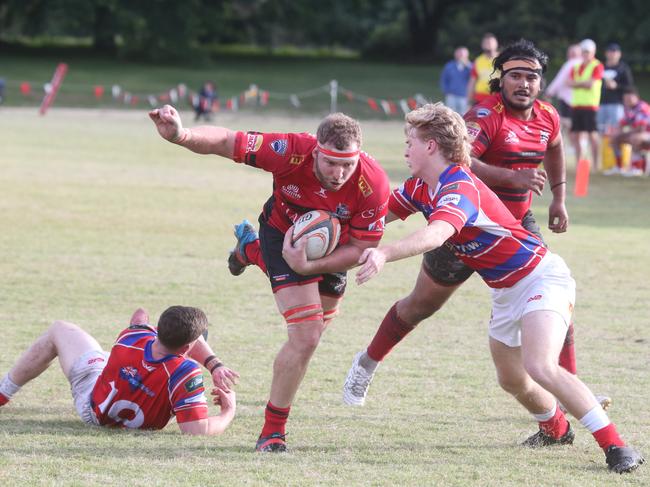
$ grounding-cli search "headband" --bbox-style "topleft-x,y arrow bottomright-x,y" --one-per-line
317,142 -> 360,160
501,59 -> 543,76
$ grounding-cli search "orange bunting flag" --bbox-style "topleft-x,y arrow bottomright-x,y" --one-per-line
93,86 -> 104,99
367,98 -> 379,111
407,98 -> 417,109
20,82 -> 31,95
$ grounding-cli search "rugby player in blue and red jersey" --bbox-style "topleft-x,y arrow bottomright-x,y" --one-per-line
149,107 -> 390,452
353,102 -> 643,473
0,306 -> 237,435
344,39 -> 610,411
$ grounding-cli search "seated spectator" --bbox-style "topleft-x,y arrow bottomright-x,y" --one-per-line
607,86 -> 650,176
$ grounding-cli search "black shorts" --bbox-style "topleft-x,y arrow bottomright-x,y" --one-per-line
422,210 -> 545,285
570,108 -> 598,132
258,217 -> 347,297
557,100 -> 572,119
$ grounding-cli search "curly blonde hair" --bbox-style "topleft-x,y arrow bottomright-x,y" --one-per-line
317,112 -> 362,150
405,103 -> 471,166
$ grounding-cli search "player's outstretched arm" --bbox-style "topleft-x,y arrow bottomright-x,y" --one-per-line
149,104 -> 237,158
355,220 -> 456,285
471,157 -> 546,195
178,388 -> 236,436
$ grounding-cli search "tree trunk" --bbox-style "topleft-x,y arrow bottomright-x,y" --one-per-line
403,0 -> 457,58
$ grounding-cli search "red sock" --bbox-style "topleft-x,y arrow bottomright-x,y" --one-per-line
558,322 -> 577,374
539,407 -> 570,439
366,302 -> 416,362
0,393 -> 9,406
244,240 -> 267,274
593,423 -> 625,450
260,401 -> 290,437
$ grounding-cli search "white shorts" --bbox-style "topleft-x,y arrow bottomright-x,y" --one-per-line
68,349 -> 109,424
489,252 -> 576,347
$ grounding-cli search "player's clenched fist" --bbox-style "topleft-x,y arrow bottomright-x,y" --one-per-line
149,104 -> 187,143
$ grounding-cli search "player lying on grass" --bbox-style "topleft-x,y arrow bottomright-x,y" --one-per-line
0,306 -> 238,435
352,102 -> 643,473
149,106 -> 390,452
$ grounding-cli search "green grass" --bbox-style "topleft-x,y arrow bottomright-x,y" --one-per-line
0,108 -> 649,486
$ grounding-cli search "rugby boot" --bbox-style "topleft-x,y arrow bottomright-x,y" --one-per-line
605,445 -> 644,473
228,219 -> 259,276
522,422 -> 575,448
343,351 -> 377,406
255,432 -> 287,453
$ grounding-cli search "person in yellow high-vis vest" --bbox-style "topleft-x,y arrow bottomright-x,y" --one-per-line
467,33 -> 499,105
568,39 -> 604,168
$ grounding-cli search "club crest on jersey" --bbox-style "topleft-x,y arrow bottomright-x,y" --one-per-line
335,203 -> 351,220
270,139 -> 288,155
184,375 -> 204,393
245,133 -> 263,153
358,175 -> 373,197
540,130 -> 550,145
505,130 -> 520,144
289,154 -> 305,165
466,122 -> 481,141
282,184 -> 301,199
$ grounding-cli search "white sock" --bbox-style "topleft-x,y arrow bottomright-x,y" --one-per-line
359,351 -> 379,374
0,373 -> 21,398
579,405 -> 610,433
532,403 -> 557,422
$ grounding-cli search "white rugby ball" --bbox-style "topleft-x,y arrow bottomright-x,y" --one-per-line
291,210 -> 341,260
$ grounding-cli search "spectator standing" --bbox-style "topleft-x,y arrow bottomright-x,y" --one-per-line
545,44 -> 582,132
598,43 -> 634,134
195,81 -> 218,122
440,46 -> 471,115
569,39 -> 604,168
467,33 -> 499,105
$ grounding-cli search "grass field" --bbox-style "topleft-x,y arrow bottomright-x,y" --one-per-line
1,107 -> 649,486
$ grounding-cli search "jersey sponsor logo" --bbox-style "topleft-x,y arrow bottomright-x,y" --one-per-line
335,203 -> 351,220
475,107 -> 491,118
453,240 -> 482,253
505,130 -> 520,144
245,134 -> 263,153
314,187 -> 328,198
272,273 -> 290,282
183,392 -> 207,404
289,154 -> 305,165
540,130 -> 550,145
358,175 -> 373,197
119,366 -> 155,397
270,139 -> 288,155
436,193 -> 461,207
184,375 -> 204,393
360,200 -> 387,219
439,183 -> 459,194
368,216 -> 385,232
466,121 -> 481,141
527,294 -> 543,302
281,184 -> 301,199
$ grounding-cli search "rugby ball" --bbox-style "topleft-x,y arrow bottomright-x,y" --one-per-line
292,210 -> 341,260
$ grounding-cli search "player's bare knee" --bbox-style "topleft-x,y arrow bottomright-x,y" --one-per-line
285,306 -> 324,352
523,360 -> 558,389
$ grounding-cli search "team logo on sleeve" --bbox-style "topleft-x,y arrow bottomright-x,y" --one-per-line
246,134 -> 263,153
436,194 -> 461,207
475,108 -> 491,118
368,216 -> 386,231
466,122 -> 481,141
289,154 -> 305,165
270,139 -> 288,155
184,375 -> 204,393
358,175 -> 373,197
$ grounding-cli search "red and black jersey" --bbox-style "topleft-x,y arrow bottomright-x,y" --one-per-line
464,94 -> 560,220
233,131 -> 390,244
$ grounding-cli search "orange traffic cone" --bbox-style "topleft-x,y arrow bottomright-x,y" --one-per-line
574,159 -> 590,197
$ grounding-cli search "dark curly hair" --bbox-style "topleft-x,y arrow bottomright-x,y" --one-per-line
488,39 -> 549,94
